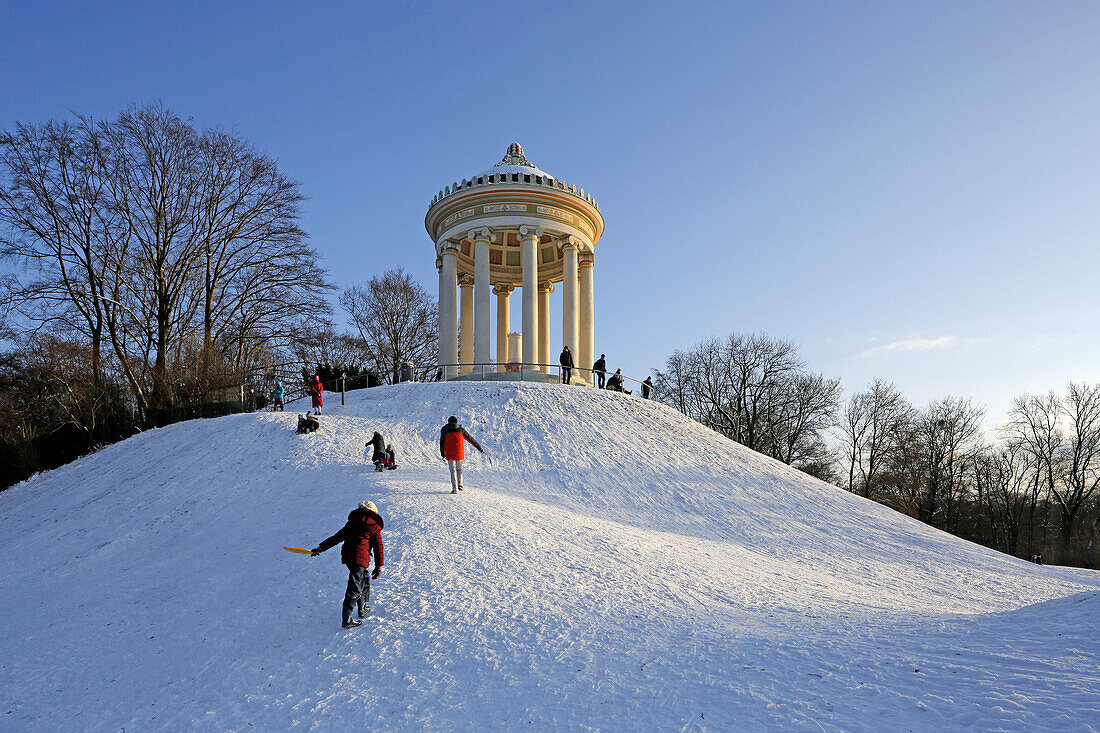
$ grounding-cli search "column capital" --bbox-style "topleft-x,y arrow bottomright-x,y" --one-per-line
467,227 -> 494,243
559,235 -> 579,252
435,256 -> 443,271
519,225 -> 544,240
457,272 -> 475,287
440,240 -> 461,256
538,281 -> 555,294
579,252 -> 594,268
493,283 -> 515,296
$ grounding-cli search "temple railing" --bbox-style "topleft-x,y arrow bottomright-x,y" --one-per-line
427,361 -> 657,399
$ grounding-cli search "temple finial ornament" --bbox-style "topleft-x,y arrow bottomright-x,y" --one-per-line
497,142 -> 532,167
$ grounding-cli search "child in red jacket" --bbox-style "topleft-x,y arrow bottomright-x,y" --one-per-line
312,501 -> 384,628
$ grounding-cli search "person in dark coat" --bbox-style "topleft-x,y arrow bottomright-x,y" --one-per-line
297,413 -> 319,433
559,346 -> 574,384
312,501 -> 384,629
310,375 -> 324,414
641,376 -> 654,399
606,369 -> 625,392
365,431 -> 387,472
440,416 -> 484,494
592,354 -> 607,388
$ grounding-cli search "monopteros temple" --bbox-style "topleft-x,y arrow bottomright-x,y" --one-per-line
425,144 -> 604,381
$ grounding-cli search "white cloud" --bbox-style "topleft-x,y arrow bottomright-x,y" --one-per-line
859,335 -> 958,359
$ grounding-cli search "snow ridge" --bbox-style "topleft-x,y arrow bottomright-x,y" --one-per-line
1,381 -> 1097,731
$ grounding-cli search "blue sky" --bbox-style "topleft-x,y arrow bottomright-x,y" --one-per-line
4,1 -> 1099,426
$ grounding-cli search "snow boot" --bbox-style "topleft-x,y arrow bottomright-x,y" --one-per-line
342,619 -> 362,629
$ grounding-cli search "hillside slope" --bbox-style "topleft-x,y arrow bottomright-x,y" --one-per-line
1,381 -> 1098,731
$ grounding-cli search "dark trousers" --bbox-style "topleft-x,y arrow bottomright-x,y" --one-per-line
342,563 -> 370,624
561,366 -> 571,383
596,371 -> 606,388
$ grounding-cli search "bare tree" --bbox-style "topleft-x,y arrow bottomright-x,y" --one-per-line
2,103 -> 332,424
102,103 -> 206,414
656,332 -> 840,473
1055,382 -> 1100,547
0,117 -> 125,383
763,372 -> 842,471
1005,391 -> 1063,509
837,379 -> 911,499
972,443 -> 1042,557
191,129 -> 329,376
340,268 -> 438,382
654,349 -> 695,415
887,397 -> 984,527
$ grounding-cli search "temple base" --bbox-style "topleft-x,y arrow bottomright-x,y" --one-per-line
449,370 -> 586,385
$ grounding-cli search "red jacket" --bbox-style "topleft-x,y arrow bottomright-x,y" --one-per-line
310,379 -> 323,407
317,508 -> 384,568
440,422 -> 482,461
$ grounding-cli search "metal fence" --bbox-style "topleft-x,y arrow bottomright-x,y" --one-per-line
429,361 -> 658,399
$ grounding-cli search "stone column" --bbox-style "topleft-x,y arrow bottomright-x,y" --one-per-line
578,251 -> 595,381
458,273 -> 474,376
470,228 -> 493,373
494,284 -> 513,372
560,235 -> 579,356
538,282 -> 553,373
519,225 -> 542,369
438,248 -> 459,379
507,332 -> 522,369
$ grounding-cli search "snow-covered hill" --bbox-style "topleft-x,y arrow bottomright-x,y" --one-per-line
1,382 -> 1097,731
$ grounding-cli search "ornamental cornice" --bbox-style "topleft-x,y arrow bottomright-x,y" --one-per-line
426,187 -> 603,244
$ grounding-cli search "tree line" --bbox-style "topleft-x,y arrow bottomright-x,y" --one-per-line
0,104 -> 439,490
655,332 -> 1100,568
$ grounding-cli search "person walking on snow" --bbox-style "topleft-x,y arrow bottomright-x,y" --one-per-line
366,431 -> 387,472
440,415 -> 484,494
592,354 -> 607,389
310,375 -> 324,414
273,381 -> 285,411
311,500 -> 384,629
641,376 -> 654,399
559,345 -> 574,384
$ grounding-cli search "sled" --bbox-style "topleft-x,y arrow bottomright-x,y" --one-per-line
283,546 -> 312,554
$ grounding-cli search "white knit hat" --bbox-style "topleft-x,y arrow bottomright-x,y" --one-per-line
359,501 -> 378,513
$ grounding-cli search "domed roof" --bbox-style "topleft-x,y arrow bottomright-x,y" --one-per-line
477,142 -> 555,180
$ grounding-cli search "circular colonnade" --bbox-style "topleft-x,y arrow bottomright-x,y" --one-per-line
425,144 -> 604,381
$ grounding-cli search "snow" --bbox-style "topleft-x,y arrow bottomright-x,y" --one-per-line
1,381 -> 1098,731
